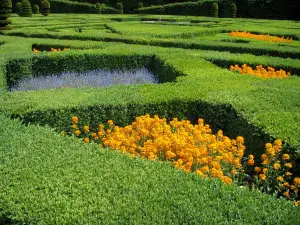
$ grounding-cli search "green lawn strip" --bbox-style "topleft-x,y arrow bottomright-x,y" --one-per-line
0,114 -> 299,224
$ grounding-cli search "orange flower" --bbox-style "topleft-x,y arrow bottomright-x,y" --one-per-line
273,163 -> 281,170
277,176 -> 284,182
83,125 -> 90,132
72,116 -> 79,124
75,129 -> 81,136
247,155 -> 255,166
107,120 -> 114,127
284,163 -> 293,168
282,154 -> 290,161
259,174 -> 266,181
254,166 -> 261,173
83,137 -> 89,143
231,169 -> 238,175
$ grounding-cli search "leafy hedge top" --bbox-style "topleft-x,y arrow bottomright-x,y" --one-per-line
0,113 -> 300,224
0,0 -> 12,8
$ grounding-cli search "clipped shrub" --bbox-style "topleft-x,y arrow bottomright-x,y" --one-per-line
138,2 -> 143,9
33,4 -> 39,14
230,2 -> 236,18
210,2 -> 218,17
20,0 -> 32,17
116,2 -> 123,14
15,1 -> 21,15
0,0 -> 12,30
40,0 -> 50,16
96,3 -> 101,14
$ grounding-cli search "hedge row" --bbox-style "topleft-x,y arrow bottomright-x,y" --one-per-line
1,113 -> 299,224
5,28 -> 300,59
50,0 -> 120,14
1,44 -> 300,156
136,1 -> 214,17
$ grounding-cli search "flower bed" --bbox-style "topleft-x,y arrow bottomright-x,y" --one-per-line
230,31 -> 292,43
230,64 -> 291,78
67,115 -> 300,206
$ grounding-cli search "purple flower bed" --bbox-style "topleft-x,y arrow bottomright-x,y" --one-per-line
10,67 -> 159,92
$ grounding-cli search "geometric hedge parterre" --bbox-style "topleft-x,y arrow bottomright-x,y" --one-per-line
0,13 -> 300,224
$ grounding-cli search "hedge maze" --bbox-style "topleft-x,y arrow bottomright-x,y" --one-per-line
0,13 -> 300,223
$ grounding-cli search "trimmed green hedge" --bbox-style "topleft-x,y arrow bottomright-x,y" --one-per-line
50,0 -> 120,14
5,28 -> 300,59
1,113 -> 300,224
136,1 -> 214,17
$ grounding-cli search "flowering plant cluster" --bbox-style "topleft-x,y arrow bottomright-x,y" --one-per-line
230,64 -> 290,78
246,140 -> 299,206
70,114 -> 246,184
32,47 -> 70,53
66,115 -> 299,206
229,31 -> 292,43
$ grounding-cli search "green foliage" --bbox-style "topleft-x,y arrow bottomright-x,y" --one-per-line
33,4 -> 39,14
20,0 -> 32,17
48,0 -> 119,14
0,0 -> 12,30
230,3 -> 236,18
0,14 -> 300,222
138,2 -> 143,8
0,0 -> 12,8
41,0 -> 50,16
136,1 -> 214,17
210,2 -> 218,17
116,2 -> 123,14
15,1 -> 21,15
95,3 -> 101,14
0,114 -> 299,224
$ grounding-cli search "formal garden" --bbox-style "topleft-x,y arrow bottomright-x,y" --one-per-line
0,0 -> 300,223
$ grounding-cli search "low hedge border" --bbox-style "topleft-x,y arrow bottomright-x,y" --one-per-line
5,29 -> 300,59
1,45 -> 299,159
1,113 -> 299,224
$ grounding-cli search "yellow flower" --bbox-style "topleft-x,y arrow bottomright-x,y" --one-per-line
247,155 -> 255,166
254,166 -> 261,173
295,201 -> 299,207
273,163 -> 281,170
221,176 -> 232,184
83,125 -> 90,132
231,169 -> 238,175
107,120 -> 114,127
262,168 -> 268,174
282,154 -> 290,161
277,176 -> 284,182
294,177 -> 300,186
72,116 -> 79,124
283,182 -> 290,188
283,191 -> 290,198
75,129 -> 81,136
83,137 -> 89,143
72,124 -> 77,129
259,174 -> 266,181
285,172 -> 292,176
284,163 -> 292,168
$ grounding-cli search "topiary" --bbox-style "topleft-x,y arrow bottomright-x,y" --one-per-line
0,0 -> 12,30
138,2 -> 143,9
20,0 -> 32,17
40,0 -> 50,16
16,1 -> 22,15
230,3 -> 237,18
33,4 -> 39,14
210,2 -> 218,17
116,2 -> 123,14
96,3 -> 101,14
